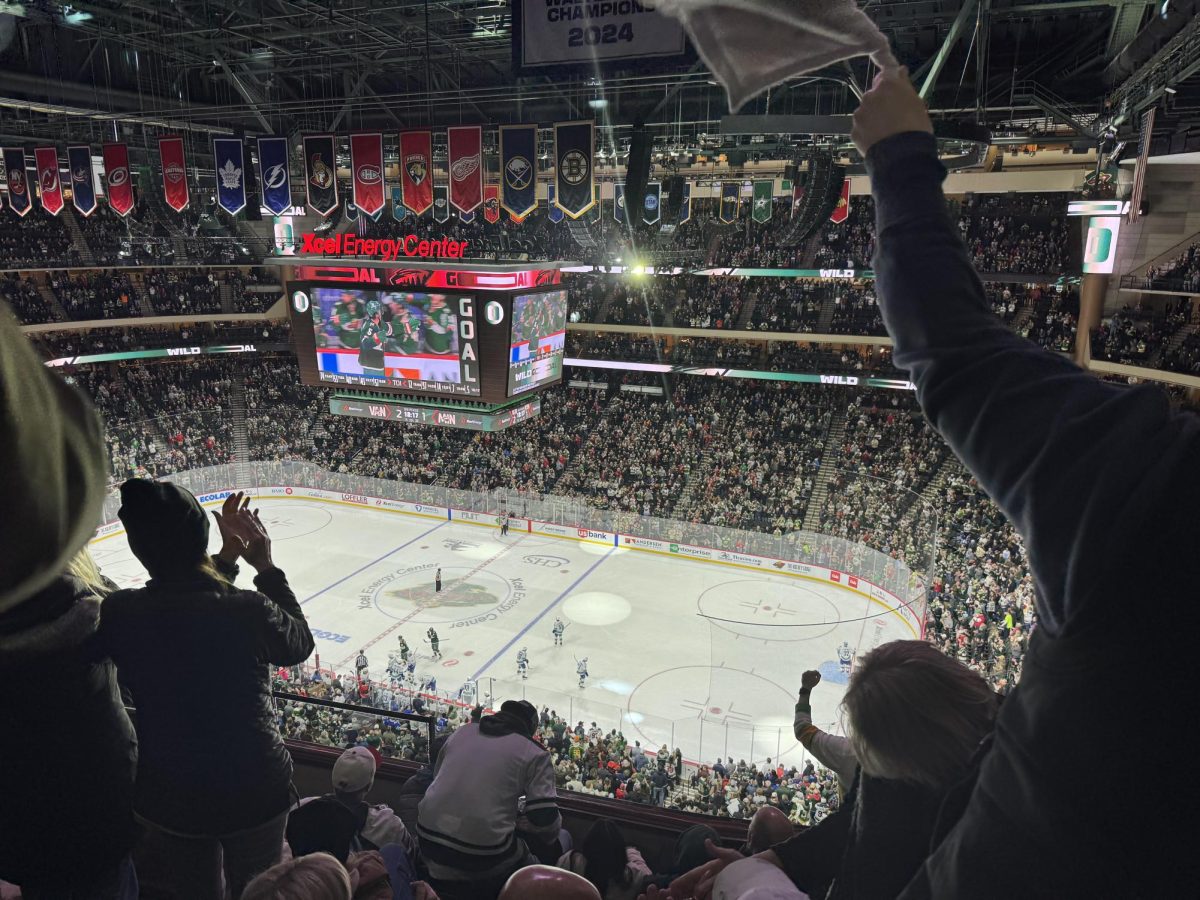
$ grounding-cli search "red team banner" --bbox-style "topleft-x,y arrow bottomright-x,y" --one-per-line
350,133 -> 385,217
398,130 -> 433,215
158,137 -> 189,212
102,141 -> 135,217
829,179 -> 851,224
447,125 -> 483,214
484,184 -> 500,223
34,147 -> 63,215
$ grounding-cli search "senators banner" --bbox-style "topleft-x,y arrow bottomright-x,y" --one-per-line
547,184 -> 564,223
34,147 -> 64,215
67,146 -> 96,217
303,135 -> 338,217
257,136 -> 292,216
553,120 -> 593,219
830,179 -> 851,224
399,130 -> 433,215
350,132 -> 385,217
447,125 -> 483,214
752,180 -> 772,224
720,182 -> 739,224
484,184 -> 500,223
642,182 -> 661,225
213,138 -> 247,215
158,137 -> 189,213
101,142 -> 134,217
679,182 -> 691,224
3,148 -> 30,217
499,124 -> 537,219
433,184 -> 450,223
614,183 -> 625,224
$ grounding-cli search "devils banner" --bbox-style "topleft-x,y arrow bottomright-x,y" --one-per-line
34,147 -> 63,216
447,125 -> 483,214
213,138 -> 247,215
399,130 -> 433,216
303,135 -> 338,217
350,133 -> 385,217
720,182 -> 739,224
553,120 -> 593,219
499,124 -> 537,219
67,146 -> 96,217
484,184 -> 500,223
257,137 -> 292,216
829,179 -> 851,224
102,142 -> 134,217
4,148 -> 30,217
642,182 -> 661,225
158,137 -> 189,212
433,184 -> 450,223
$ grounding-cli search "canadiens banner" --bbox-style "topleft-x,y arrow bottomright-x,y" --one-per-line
830,179 -> 851,224
213,138 -> 247,215
67,146 -> 96,217
720,182 -> 739,224
101,142 -> 134,217
303,135 -> 338,217
642,182 -> 661,225
447,125 -> 483,214
484,184 -> 500,223
679,182 -> 691,224
34,147 -> 63,215
614,183 -> 625,224
350,133 -> 385,217
158,137 -> 189,213
752,180 -> 772,224
257,136 -> 292,216
433,184 -> 450,223
4,148 -> 30,217
547,184 -> 564,223
553,120 -> 594,219
499,124 -> 537,218
399,130 -> 433,215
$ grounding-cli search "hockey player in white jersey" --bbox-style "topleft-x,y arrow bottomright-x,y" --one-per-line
576,656 -> 589,689
516,647 -> 529,680
552,617 -> 566,646
838,640 -> 854,675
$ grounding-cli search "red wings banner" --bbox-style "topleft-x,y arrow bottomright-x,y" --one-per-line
350,133 -> 385,217
484,184 -> 500,223
102,142 -> 135,217
447,125 -> 483,214
158,137 -> 189,212
34,147 -> 63,215
399,130 -> 433,215
829,179 -> 851,224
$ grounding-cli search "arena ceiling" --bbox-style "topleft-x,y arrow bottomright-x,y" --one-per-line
1,1 -> 1199,160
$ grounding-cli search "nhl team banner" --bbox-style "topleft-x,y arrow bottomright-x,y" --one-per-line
433,184 -> 450,223
589,185 -> 601,223
67,146 -> 96,217
679,182 -> 691,224
257,136 -> 292,216
614,183 -> 625,224
350,133 -> 385,217
720,182 -> 739,224
447,125 -> 483,214
34,147 -> 64,216
553,120 -> 594,219
484,184 -> 500,223
3,148 -> 30,217
547,183 -> 564,223
158,137 -> 189,213
752,180 -> 772,224
460,208 -> 476,224
391,187 -> 408,221
830,180 -> 851,224
399,130 -> 433,215
101,142 -> 134,217
642,182 -> 661,225
303,135 -> 338,217
213,137 -> 247,215
790,181 -> 806,219
499,124 -> 537,218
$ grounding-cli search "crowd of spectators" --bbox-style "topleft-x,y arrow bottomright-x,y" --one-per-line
567,332 -> 665,362
813,199 -> 874,270
1013,284 -> 1078,353
48,270 -> 141,320
28,321 -> 288,359
0,212 -> 78,267
747,280 -> 824,333
1143,239 -> 1200,292
0,273 -> 56,324
766,343 -> 897,375
141,267 -> 223,315
956,193 -> 1072,275
1090,298 -> 1192,366
229,268 -> 284,312
827,284 -> 884,336
76,205 -> 176,265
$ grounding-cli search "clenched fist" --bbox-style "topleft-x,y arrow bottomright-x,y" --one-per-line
851,67 -> 934,157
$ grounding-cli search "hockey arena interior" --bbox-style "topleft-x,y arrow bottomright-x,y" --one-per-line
3,2 -> 1200,898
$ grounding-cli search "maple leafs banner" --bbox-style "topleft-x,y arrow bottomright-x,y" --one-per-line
447,125 -> 483,214
399,130 -> 433,215
35,147 -> 64,215
158,137 -> 189,213
499,124 -> 537,218
553,120 -> 594,219
350,132 -> 385,217
303,134 -> 338,217
101,142 -> 134,217
257,136 -> 292,216
213,138 -> 247,215
67,146 -> 96,217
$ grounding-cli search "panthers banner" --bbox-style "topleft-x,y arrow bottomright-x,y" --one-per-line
553,120 -> 594,219
303,135 -> 338,217
257,137 -> 292,216
399,130 -> 433,215
67,146 -> 96,217
499,124 -> 537,218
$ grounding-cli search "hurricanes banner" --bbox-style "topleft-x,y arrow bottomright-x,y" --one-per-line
67,146 -> 96,217
484,184 -> 500,223
679,182 -> 691,224
257,137 -> 292,216
158,137 -> 189,213
34,147 -> 64,215
213,138 -> 247,215
350,133 -> 385,217
752,180 -> 772,223
499,124 -> 537,218
614,183 -> 625,224
399,130 -> 433,215
642,182 -> 661,225
547,183 -> 564,223
720,182 -> 739,223
303,135 -> 338,217
553,120 -> 594,219
4,148 -> 30,217
433,184 -> 450,223
447,125 -> 483,214
830,179 -> 851,224
101,142 -> 134,217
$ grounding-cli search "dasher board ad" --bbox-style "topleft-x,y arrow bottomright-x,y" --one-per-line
515,1 -> 687,70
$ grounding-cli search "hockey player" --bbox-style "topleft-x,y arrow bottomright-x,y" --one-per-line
358,300 -> 393,375
422,294 -> 455,355
837,640 -> 853,675
423,675 -> 438,695
516,647 -> 529,680
387,652 -> 403,680
552,617 -> 566,647
355,649 -> 369,679
397,634 -> 410,664
405,658 -> 417,687
435,567 -> 442,593
500,513 -> 510,537
427,627 -> 441,659
576,656 -> 589,689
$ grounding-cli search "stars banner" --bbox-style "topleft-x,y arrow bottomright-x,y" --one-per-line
752,180 -> 772,223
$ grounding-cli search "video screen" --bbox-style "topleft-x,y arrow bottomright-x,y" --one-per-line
508,289 -> 568,396
306,285 -> 480,396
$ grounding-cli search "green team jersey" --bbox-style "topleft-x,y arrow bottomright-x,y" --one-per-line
391,317 -> 421,355
332,301 -> 364,347
359,319 -> 390,370
424,305 -> 454,354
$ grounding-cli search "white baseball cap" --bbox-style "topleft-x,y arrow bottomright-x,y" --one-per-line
332,746 -> 376,793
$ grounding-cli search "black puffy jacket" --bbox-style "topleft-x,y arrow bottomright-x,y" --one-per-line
98,562 -> 314,833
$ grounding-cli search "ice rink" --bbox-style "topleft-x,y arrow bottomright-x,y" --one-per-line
90,497 -> 917,768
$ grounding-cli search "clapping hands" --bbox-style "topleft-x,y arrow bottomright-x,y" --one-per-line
212,491 -> 275,573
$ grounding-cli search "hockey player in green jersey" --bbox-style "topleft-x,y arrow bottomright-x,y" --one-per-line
422,295 -> 455,355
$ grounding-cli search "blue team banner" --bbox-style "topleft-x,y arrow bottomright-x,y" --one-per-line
67,145 -> 97,217
459,208 -> 476,224
213,138 -> 247,215
614,184 -> 625,224
678,182 -> 691,224
547,184 -> 564,223
499,124 -> 537,219
643,182 -> 661,225
256,136 -> 291,216
345,200 -> 359,221
391,187 -> 408,221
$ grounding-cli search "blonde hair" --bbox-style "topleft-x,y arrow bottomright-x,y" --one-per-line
241,853 -> 351,900
66,548 -> 110,597
842,640 -> 997,791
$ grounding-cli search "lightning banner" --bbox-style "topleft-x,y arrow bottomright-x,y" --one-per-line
257,136 -> 292,216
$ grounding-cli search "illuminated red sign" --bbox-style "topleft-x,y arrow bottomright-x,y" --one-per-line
299,232 -> 469,261
292,265 -> 562,292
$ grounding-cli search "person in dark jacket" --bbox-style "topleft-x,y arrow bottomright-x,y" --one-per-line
99,484 -> 315,899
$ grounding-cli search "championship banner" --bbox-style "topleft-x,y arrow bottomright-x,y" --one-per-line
3,148 -> 30,217
553,120 -> 594,219
158,137 -> 189,213
350,132 -> 385,217
257,136 -> 292,216
791,181 -> 806,219
391,187 -> 408,221
67,146 -> 96,217
614,184 -> 625,224
484,184 -> 500,223
830,179 -> 851,224
213,137 -> 247,215
433,184 -> 450,223
642,182 -> 661,225
720,182 -> 739,223
499,124 -> 537,218
547,184 -> 564,223
752,180 -> 772,224
399,130 -> 433,215
101,142 -> 134,217
34,147 -> 63,215
459,208 -> 476,224
447,125 -> 483,214
679,182 -> 691,224
303,135 -> 338,217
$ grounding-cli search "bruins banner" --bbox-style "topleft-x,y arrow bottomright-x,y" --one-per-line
484,184 -> 500,223
67,146 -> 96,217
101,142 -> 134,217
350,133 -> 385,217
720,182 -> 739,224
547,183 -> 564,223
752,180 -> 772,224
399,130 -> 433,215
678,182 -> 691,224
303,135 -> 338,217
642,182 -> 661,225
447,125 -> 483,214
499,124 -> 537,218
34,147 -> 64,216
433,184 -> 450,223
158,137 -> 189,213
257,136 -> 292,216
553,120 -> 594,219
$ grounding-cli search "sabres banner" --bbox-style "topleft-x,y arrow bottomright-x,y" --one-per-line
553,120 -> 594,219
484,184 -> 500,223
678,182 -> 691,224
35,147 -> 64,216
642,182 -> 661,225
158,137 -> 189,213
350,133 -> 385,217
433,184 -> 450,223
257,137 -> 292,216
720,182 -> 739,224
547,184 -> 564,223
67,146 -> 96,217
830,179 -> 851,224
303,135 -> 338,217
102,142 -> 134,217
447,125 -> 483,214
499,124 -> 537,218
613,184 -> 625,224
399,130 -> 433,215
752,180 -> 772,224
213,138 -> 247,215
